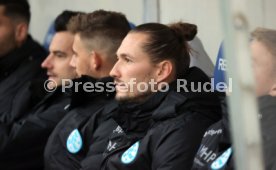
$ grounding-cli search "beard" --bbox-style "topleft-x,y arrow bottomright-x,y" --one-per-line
115,90 -> 153,104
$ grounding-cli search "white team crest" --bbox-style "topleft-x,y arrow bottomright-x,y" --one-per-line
66,129 -> 83,154
211,147 -> 232,170
121,141 -> 140,164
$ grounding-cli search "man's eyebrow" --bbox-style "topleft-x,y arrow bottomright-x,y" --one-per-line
118,53 -> 134,59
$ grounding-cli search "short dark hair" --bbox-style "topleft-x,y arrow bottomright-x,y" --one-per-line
68,10 -> 131,58
131,22 -> 197,78
0,0 -> 30,24
54,10 -> 84,32
68,10 -> 130,36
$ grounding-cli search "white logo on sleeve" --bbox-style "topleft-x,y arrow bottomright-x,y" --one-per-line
121,141 -> 140,164
66,129 -> 83,154
107,141 -> 117,152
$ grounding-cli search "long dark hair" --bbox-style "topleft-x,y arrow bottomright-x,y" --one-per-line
131,22 -> 197,78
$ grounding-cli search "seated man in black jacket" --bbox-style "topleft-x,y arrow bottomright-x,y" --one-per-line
0,0 -> 48,123
192,28 -> 276,170
100,22 -> 222,170
0,10 -> 81,170
44,10 -> 131,170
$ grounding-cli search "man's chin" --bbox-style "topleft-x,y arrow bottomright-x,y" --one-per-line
115,94 -> 129,102
115,91 -> 152,104
48,78 -> 60,87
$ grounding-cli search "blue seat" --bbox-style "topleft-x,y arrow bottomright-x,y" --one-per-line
213,43 -> 227,92
128,22 -> 136,29
43,22 -> 55,51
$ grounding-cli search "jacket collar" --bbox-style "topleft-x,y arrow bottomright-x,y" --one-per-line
0,35 -> 36,79
171,67 -> 223,121
69,75 -> 115,108
113,90 -> 168,135
258,95 -> 276,118
113,67 -> 222,135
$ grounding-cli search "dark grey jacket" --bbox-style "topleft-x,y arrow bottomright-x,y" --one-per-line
0,83 -> 71,170
0,35 -> 47,124
101,67 -> 223,170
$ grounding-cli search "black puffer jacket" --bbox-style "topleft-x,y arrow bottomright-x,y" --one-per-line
258,95 -> 276,170
44,76 -> 118,170
0,35 -> 47,124
101,67 -> 222,170
0,82 -> 71,170
192,95 -> 276,170
191,98 -> 233,170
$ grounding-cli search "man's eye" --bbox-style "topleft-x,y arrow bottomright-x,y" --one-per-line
56,54 -> 64,58
54,52 -> 66,58
123,57 -> 131,63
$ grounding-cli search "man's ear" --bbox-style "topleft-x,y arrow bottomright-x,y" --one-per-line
155,60 -> 173,83
269,84 -> 276,97
90,51 -> 102,71
15,23 -> 28,45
